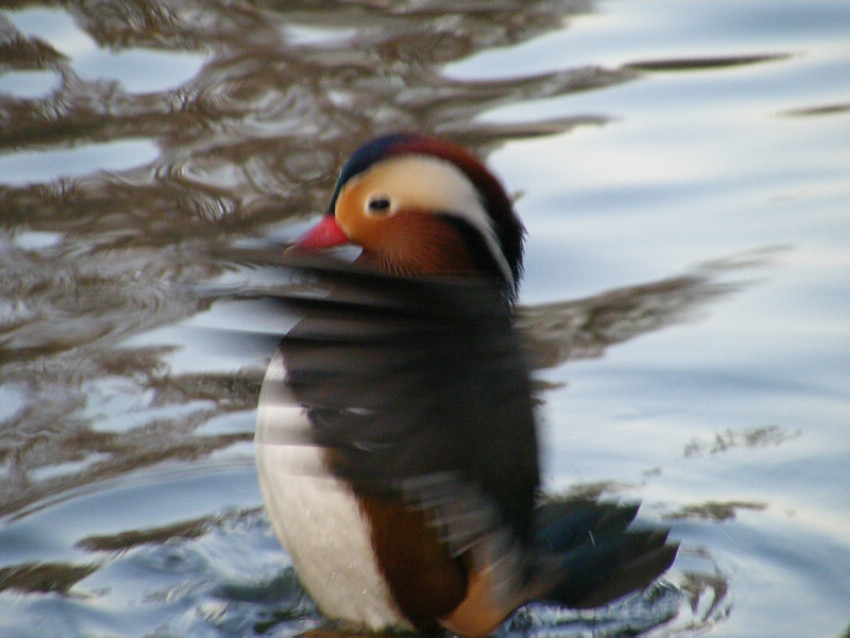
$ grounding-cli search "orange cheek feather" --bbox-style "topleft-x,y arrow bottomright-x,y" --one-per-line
384,212 -> 482,276
340,207 -> 479,276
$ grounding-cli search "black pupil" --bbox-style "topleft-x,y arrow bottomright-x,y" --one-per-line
368,197 -> 391,212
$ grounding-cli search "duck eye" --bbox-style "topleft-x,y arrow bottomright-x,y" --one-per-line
366,194 -> 392,216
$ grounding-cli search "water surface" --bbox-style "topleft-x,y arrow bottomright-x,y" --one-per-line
1,1 -> 849,636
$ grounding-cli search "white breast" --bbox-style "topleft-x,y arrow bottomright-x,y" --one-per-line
255,351 -> 412,631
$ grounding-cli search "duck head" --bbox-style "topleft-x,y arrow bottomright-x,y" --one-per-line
295,133 -> 525,299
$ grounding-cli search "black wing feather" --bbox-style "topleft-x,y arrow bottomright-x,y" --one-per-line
265,253 -> 540,553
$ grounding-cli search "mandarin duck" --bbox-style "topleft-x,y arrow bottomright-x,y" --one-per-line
255,133 -> 677,635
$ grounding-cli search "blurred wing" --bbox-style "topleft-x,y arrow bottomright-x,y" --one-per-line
260,253 -> 539,576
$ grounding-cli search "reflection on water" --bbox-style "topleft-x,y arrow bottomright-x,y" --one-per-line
517,256 -> 744,370
1,0 -> 849,635
0,139 -> 159,184
682,424 -> 800,459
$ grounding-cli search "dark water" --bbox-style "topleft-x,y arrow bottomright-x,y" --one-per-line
1,0 -> 849,636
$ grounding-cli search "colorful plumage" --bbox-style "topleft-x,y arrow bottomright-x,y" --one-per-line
254,133 -> 677,635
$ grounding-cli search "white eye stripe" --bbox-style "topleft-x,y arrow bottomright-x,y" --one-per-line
414,158 -> 514,290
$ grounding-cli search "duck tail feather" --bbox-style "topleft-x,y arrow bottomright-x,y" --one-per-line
530,498 -> 678,608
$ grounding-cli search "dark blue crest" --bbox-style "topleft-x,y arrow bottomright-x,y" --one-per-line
325,133 -> 419,213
